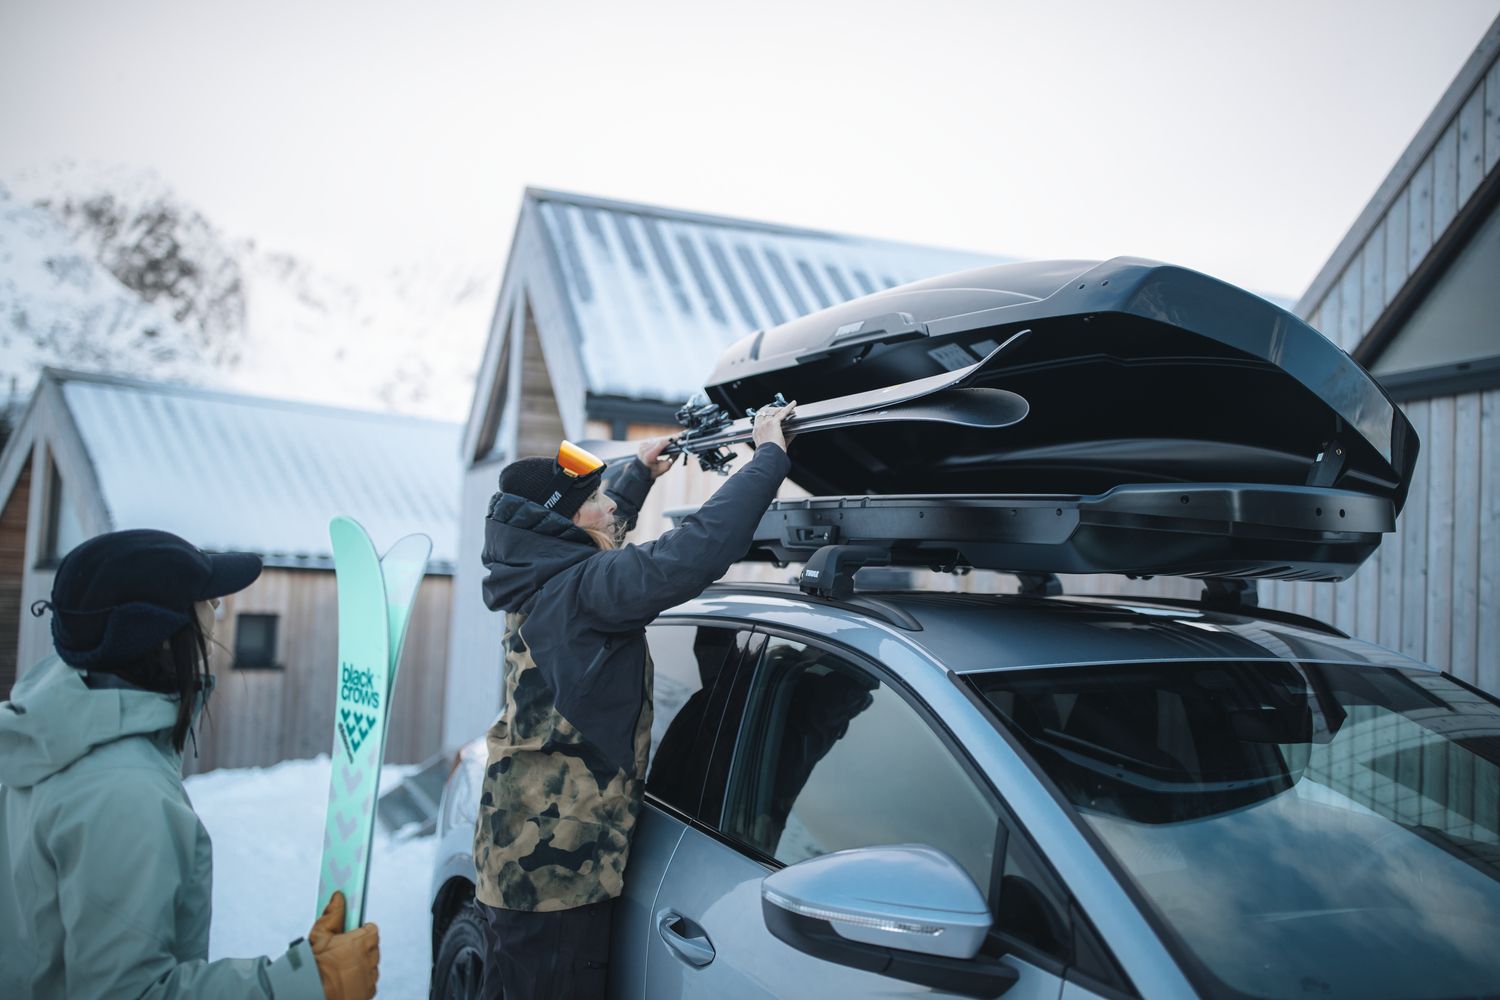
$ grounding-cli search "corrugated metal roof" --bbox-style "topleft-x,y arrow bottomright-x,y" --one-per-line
57,372 -> 461,571
529,189 -> 1006,402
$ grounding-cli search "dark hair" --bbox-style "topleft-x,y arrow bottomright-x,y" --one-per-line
116,612 -> 213,754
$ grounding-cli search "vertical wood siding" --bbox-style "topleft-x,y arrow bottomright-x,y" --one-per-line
1240,390 -> 1497,692
517,299 -> 567,461
0,455 -> 33,698
1308,61 -> 1497,351
1270,56 -> 1500,694
184,569 -> 452,776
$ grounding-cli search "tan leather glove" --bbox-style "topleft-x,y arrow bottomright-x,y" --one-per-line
309,891 -> 380,1000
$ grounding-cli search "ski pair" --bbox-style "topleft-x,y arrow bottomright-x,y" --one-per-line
316,517 -> 431,931
581,329 -> 1032,473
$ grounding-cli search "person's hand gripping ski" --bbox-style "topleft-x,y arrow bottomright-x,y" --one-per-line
309,891 -> 380,1000
637,436 -> 678,479
752,398 -> 797,451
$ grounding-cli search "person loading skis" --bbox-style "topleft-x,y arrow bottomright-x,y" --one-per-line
0,530 -> 381,1000
474,400 -> 797,1000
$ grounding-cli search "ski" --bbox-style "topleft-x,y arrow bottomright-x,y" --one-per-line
582,330 -> 1031,473
316,518 -> 430,930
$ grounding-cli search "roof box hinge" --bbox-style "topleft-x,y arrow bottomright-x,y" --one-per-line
799,544 -> 891,600
1306,439 -> 1347,488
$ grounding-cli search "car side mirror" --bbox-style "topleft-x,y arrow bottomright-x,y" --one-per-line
761,844 -> 1018,998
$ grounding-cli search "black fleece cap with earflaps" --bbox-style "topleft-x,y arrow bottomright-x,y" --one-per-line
42,529 -> 263,681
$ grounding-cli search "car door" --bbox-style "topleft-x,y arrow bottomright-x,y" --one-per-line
609,621 -> 753,1000
644,630 -> 1121,999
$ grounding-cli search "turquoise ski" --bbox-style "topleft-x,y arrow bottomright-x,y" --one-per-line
374,532 -> 432,768
316,517 -> 430,930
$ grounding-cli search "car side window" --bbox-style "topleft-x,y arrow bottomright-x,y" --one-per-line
645,624 -> 741,817
717,634 -> 1079,967
721,636 -> 1000,892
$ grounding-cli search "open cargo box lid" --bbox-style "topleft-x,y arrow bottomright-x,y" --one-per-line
704,257 -> 1416,508
667,258 -> 1418,583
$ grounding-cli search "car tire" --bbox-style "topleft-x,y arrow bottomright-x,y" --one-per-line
431,901 -> 491,1000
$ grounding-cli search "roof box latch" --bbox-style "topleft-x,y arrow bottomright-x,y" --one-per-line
799,544 -> 891,600
785,523 -> 840,549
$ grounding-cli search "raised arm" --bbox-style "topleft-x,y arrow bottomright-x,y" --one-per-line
604,436 -> 674,534
574,405 -> 796,632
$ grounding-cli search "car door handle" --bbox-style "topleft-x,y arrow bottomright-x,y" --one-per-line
657,909 -> 715,968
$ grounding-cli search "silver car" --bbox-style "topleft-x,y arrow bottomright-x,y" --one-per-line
429,584 -> 1500,999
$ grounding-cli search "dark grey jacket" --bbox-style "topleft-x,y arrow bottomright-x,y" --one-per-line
480,443 -> 791,774
475,445 -> 791,910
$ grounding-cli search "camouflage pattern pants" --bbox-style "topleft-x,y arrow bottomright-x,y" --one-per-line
477,897 -> 614,1000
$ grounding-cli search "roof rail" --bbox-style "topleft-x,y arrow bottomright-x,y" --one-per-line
702,581 -> 922,631
1085,593 -> 1349,639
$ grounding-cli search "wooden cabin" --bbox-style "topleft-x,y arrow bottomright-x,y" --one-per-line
0,370 -> 461,774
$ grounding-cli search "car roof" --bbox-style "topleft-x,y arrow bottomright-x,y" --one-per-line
665,583 -> 1432,675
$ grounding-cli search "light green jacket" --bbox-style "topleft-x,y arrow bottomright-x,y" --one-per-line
0,655 -> 325,999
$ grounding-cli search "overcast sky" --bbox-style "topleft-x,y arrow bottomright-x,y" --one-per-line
2,0 -> 1497,301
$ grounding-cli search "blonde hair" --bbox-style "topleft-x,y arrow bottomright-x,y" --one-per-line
582,525 -> 618,551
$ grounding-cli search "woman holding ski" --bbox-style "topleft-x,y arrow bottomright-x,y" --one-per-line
0,529 -> 380,1000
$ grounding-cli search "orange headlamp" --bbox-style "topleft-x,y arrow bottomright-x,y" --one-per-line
557,440 -> 605,479
540,440 -> 606,511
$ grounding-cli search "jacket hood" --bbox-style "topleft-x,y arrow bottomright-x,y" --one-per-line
482,492 -> 600,613
0,654 -> 179,789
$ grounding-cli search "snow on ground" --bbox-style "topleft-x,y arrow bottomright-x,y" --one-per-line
184,755 -> 437,999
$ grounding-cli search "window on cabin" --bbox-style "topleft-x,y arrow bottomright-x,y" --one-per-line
43,459 -> 85,565
233,613 -> 280,670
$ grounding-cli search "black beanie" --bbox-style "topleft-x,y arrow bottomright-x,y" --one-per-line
41,529 -> 263,678
499,456 -> 602,519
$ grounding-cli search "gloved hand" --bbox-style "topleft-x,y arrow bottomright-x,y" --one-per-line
309,891 -> 380,1000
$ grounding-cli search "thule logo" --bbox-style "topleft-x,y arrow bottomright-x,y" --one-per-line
804,570 -> 820,579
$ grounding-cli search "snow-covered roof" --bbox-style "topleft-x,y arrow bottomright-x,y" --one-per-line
463,190 -> 1009,456
53,371 -> 461,572
530,189 -> 1007,402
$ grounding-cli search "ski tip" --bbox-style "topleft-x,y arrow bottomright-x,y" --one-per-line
383,533 -> 434,563
329,514 -> 372,537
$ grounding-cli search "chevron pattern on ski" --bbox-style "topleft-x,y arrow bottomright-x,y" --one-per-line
316,517 -> 391,932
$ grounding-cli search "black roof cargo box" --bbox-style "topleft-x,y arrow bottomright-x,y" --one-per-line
645,257 -> 1419,583
703,257 -> 1417,513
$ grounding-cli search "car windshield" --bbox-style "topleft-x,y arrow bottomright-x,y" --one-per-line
972,660 -> 1500,1000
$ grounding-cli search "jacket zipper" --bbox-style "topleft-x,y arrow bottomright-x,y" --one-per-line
581,637 -> 611,688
